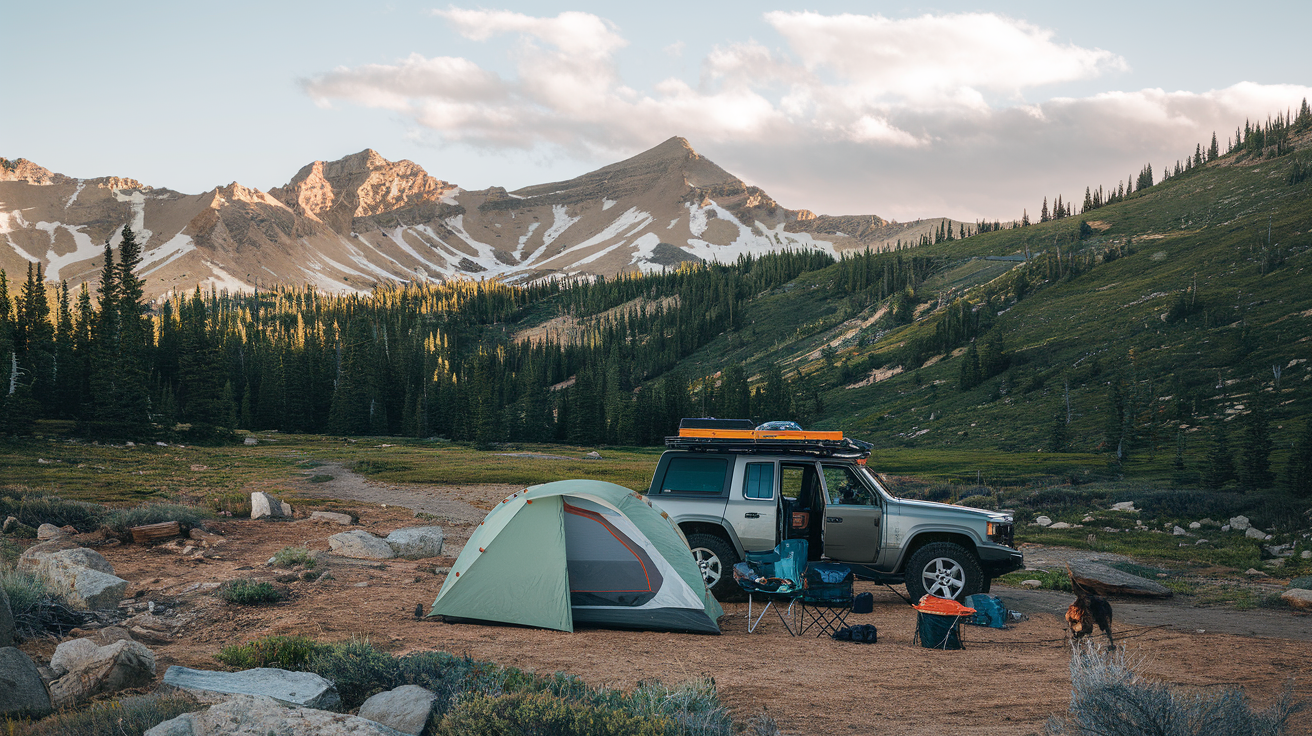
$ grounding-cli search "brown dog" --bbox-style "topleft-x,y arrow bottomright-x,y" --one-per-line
1065,568 -> 1116,649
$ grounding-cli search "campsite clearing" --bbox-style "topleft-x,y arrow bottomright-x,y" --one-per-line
19,470 -> 1311,736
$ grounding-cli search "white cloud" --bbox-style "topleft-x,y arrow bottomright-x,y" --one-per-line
302,8 -> 1310,218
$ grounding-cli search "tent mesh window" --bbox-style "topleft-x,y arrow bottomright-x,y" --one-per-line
563,502 -> 663,607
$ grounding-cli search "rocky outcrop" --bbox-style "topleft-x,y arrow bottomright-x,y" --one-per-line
1069,561 -> 1172,598
145,694 -> 406,736
162,666 -> 341,709
271,149 -> 455,229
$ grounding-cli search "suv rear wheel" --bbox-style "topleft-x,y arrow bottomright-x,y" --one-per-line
686,533 -> 740,601
904,542 -> 983,602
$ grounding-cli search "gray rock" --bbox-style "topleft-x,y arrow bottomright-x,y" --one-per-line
251,492 -> 288,520
329,530 -> 395,560
39,557 -> 128,610
1068,561 -> 1172,598
1188,521 -> 1202,530
1021,579 -> 1042,588
145,694 -> 405,736
0,647 -> 52,718
1172,526 -> 1187,536
1245,568 -> 1269,577
243,436 -> 258,446
37,523 -> 68,541
1221,524 -> 1231,532
358,685 -> 438,735
311,511 -> 355,525
1265,544 -> 1294,557
1245,527 -> 1269,540
1049,521 -> 1072,529
16,539 -> 81,572
1110,501 -> 1137,512
48,638 -> 155,708
584,451 -> 602,459
1034,516 -> 1053,527
1302,550 -> 1312,560
1229,515 -> 1251,531
162,666 -> 340,709
45,547 -> 115,576
1196,539 -> 1210,545
1198,518 -> 1218,527
384,527 -> 445,559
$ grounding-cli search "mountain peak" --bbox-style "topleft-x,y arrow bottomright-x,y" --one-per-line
270,149 -> 455,228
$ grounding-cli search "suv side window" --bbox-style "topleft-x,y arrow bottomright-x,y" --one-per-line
823,465 -> 876,506
660,456 -> 729,494
742,462 -> 774,500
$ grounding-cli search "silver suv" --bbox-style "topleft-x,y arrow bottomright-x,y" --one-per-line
644,445 -> 1022,601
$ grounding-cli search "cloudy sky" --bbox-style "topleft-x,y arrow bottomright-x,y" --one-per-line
5,1 -> 1310,221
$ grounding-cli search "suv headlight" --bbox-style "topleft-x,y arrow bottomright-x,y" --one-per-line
987,521 -> 1015,547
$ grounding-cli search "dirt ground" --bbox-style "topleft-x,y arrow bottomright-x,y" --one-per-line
27,465 -> 1312,736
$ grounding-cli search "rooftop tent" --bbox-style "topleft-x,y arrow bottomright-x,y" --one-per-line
429,480 -> 723,634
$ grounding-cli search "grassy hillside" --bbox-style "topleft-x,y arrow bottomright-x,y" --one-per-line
673,130 -> 1312,480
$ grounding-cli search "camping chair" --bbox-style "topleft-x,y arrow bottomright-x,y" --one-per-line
799,563 -> 854,637
733,539 -> 807,635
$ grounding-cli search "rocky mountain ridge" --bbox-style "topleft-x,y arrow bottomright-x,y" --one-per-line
0,141 -> 963,299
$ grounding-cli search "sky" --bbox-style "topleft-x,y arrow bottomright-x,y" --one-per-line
4,1 -> 1310,222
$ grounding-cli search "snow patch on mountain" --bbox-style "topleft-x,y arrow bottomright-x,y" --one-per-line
41,222 -> 103,280
112,188 -> 152,243
602,198 -> 617,211
65,181 -> 85,209
514,221 -> 540,260
141,232 -> 196,276
556,207 -> 654,258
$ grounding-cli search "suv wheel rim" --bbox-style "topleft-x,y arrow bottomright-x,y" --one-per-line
692,548 -> 722,587
921,557 -> 966,599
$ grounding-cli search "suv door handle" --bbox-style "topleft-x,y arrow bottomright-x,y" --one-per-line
744,512 -> 760,519
826,517 -> 843,523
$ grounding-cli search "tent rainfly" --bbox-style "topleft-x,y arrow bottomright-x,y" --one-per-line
429,480 -> 723,634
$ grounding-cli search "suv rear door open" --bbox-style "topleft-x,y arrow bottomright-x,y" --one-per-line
820,464 -> 882,563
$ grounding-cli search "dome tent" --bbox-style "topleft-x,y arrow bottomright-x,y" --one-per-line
429,480 -> 723,634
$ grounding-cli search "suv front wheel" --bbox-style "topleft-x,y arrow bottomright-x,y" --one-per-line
686,533 -> 740,601
904,542 -> 983,602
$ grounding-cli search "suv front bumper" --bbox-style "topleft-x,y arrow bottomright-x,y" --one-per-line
978,544 -> 1024,578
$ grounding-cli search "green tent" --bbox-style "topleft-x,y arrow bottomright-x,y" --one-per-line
429,480 -> 723,634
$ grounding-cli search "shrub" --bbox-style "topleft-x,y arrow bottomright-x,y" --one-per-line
300,638 -> 403,710
271,546 -> 316,569
215,635 -> 329,670
1044,642 -> 1303,735
204,492 -> 252,518
0,489 -> 105,531
102,503 -> 212,536
438,691 -> 671,736
9,693 -> 202,736
308,474 -> 334,483
216,580 -> 285,605
1288,576 -> 1312,591
0,568 -> 83,637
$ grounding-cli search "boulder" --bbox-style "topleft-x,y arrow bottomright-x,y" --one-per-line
357,685 -> 438,735
1282,589 -> 1312,611
0,647 -> 52,718
45,547 -> 116,576
163,666 -> 340,709
39,556 -> 129,610
311,511 -> 354,525
16,539 -> 81,571
1021,579 -> 1042,588
1188,521 -> 1202,530
1068,561 -> 1172,598
329,530 -> 395,560
584,451 -> 602,459
1303,550 -> 1312,560
37,523 -> 69,541
1049,522 -> 1072,529
1110,501 -> 1137,512
145,694 -> 406,736
251,492 -> 289,520
48,638 -> 156,708
385,527 -> 444,559
1229,515 -> 1251,531
243,436 -> 258,446
1172,526 -> 1187,536
1245,527 -> 1269,540
1034,516 -> 1053,527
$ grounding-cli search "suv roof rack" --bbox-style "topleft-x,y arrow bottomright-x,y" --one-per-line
665,425 -> 873,459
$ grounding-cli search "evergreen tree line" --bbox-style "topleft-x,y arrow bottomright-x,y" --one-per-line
0,239 -> 840,445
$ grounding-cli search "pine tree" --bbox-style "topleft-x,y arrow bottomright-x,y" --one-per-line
1238,402 -> 1274,491
1202,425 -> 1236,490
959,343 -> 982,391
1208,132 -> 1220,161
1285,420 -> 1312,496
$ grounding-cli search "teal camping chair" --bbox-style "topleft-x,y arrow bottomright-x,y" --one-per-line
732,539 -> 807,635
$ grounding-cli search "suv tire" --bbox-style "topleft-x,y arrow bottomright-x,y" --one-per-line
904,542 -> 983,602
686,533 -> 740,601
